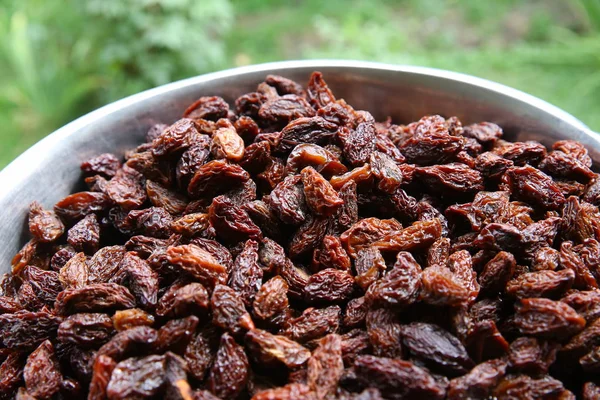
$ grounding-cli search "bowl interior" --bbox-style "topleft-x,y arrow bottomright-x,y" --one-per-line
0,60 -> 598,270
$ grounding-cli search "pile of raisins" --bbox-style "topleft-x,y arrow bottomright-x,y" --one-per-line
2,71 -> 600,400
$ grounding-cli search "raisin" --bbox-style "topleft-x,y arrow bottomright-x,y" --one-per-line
154,315 -> 199,354
506,269 -> 575,299
229,239 -> 263,307
54,191 -> 111,222
105,167 -> 147,210
265,174 -> 308,225
282,306 -> 341,343
330,165 -> 372,191
67,214 -> 100,254
126,207 -> 173,238
369,152 -> 402,194
312,235 -> 351,272
211,121 -> 246,161
156,281 -> 209,318
447,359 -> 507,400
279,117 -> 338,153
208,333 -> 249,399
301,166 -> 343,216
54,283 -> 136,315
514,298 -> 585,340
120,252 -> 159,310
87,245 -> 126,284
106,354 -> 167,399
353,355 -> 446,400
185,328 -> 218,382
184,96 -> 229,120
253,276 -> 289,322
540,150 -> 595,182
400,116 -> 462,164
58,252 -> 89,289
343,122 -> 376,167
246,329 -> 310,369
365,251 -> 421,308
475,151 -> 514,180
560,196 -> 600,243
463,122 -> 503,145
57,313 -> 114,347
307,334 -> 344,399
478,251 -> 516,292
211,284 -> 255,336
340,217 -> 402,257
23,340 -> 62,399
0,310 -> 61,350
28,201 -> 64,243
176,138 -> 212,189
252,383 -> 317,400
559,241 -> 598,289
304,269 -> 355,303
560,290 -> 600,323
187,159 -> 250,198
96,326 -> 158,361
583,382 -> 600,400
81,153 -> 121,178
401,322 -> 474,376
259,94 -> 315,126
288,215 -> 328,258
493,140 -> 547,166
209,195 -> 262,242
493,374 -> 566,399
146,180 -> 188,214
365,308 -> 402,358
112,308 -> 155,331
21,265 -> 62,306
415,163 -> 484,194
507,337 -> 559,375
307,72 -> 335,109
166,244 -> 228,288
502,165 -> 566,210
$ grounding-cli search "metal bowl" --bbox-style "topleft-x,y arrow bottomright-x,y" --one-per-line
1,60 -> 599,270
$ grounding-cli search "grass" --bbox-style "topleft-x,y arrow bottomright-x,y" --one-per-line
1,0 -> 600,168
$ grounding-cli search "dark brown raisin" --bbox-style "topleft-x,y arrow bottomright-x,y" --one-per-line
23,340 -> 62,399
81,153 -> 121,178
245,329 -> 310,369
514,298 -> 585,340
353,355 -> 446,400
304,269 -> 355,304
282,306 -> 341,343
54,283 -> 136,315
57,313 -> 114,347
208,333 -> 249,399
307,334 -> 344,399
211,284 -> 255,336
28,201 -> 64,243
365,251 -> 421,308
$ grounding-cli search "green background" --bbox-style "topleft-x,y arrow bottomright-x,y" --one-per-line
1,0 -> 600,169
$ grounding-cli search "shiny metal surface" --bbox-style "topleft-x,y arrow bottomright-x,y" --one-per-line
1,59 -> 599,271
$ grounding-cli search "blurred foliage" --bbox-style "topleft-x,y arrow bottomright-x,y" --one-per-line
1,0 -> 600,168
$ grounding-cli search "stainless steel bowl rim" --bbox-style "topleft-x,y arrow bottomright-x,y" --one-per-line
0,59 -> 592,193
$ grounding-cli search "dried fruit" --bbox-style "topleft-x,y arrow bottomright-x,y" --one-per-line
208,333 -> 249,399
211,284 -> 255,335
514,298 -> 585,340
5,71 -> 600,396
23,340 -> 62,399
353,355 -> 446,400
245,329 -> 310,369
307,334 -> 344,399
365,251 -> 421,308
28,201 -> 64,243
